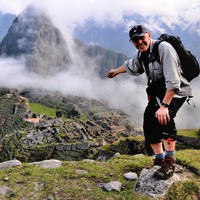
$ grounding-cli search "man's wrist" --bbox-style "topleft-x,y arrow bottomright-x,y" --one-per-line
160,102 -> 169,108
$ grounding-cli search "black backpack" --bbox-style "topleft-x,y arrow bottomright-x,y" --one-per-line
153,34 -> 200,82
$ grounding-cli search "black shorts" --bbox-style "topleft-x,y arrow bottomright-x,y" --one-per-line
143,97 -> 186,144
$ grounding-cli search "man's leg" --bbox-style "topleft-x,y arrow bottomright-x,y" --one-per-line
143,101 -> 166,166
151,142 -> 164,154
146,97 -> 186,180
153,139 -> 176,180
163,139 -> 175,151
151,140 -> 176,158
153,98 -> 180,180
150,142 -> 165,166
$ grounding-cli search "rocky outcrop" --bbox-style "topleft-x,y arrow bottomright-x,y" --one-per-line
0,159 -> 21,169
134,165 -> 190,198
97,138 -> 150,161
177,135 -> 200,149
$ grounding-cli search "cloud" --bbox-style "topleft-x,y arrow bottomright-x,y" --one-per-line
1,55 -> 199,129
1,0 -> 200,33
175,80 -> 200,129
0,56 -> 146,127
0,0 -> 200,129
0,0 -> 32,14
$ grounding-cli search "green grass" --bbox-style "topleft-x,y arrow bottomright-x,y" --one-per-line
166,179 -> 200,200
121,130 -> 199,141
79,111 -> 90,121
0,151 -> 199,199
127,135 -> 145,141
29,103 -> 89,121
119,129 -> 200,142
177,129 -> 200,138
176,149 -> 200,175
126,130 -> 200,140
29,103 -> 57,118
0,155 -> 152,200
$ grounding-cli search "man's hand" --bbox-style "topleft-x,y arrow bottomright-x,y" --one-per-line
106,69 -> 118,78
155,89 -> 174,125
106,65 -> 126,78
155,106 -> 170,125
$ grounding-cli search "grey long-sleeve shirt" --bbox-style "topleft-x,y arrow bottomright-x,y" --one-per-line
124,39 -> 192,98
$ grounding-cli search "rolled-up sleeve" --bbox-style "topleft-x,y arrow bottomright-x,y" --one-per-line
124,54 -> 144,76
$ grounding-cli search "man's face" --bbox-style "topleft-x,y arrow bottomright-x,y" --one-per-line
131,33 -> 151,52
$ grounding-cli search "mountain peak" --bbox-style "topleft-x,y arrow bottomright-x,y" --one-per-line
0,5 -> 72,76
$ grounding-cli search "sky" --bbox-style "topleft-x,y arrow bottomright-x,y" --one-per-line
0,0 -> 200,129
0,0 -> 200,34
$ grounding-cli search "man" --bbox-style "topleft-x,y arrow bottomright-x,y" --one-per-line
106,25 -> 192,180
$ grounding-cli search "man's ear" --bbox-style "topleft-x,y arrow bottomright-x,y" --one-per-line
147,33 -> 151,38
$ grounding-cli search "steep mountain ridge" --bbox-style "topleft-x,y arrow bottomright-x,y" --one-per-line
0,6 -> 72,76
74,17 -> 200,61
0,7 -> 129,78
73,38 -> 129,78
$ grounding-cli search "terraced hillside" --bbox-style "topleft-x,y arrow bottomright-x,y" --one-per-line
0,93 -> 30,139
0,88 -> 141,162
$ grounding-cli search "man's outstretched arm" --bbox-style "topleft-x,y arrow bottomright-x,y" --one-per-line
106,65 -> 126,78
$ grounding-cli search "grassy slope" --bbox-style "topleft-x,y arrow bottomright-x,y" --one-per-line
0,152 -> 199,200
29,103 -> 57,118
10,102 -> 197,199
177,129 -> 200,138
29,102 -> 89,121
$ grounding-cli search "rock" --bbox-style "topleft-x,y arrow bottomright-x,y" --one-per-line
76,142 -> 90,150
47,195 -> 54,200
103,181 -> 122,192
30,159 -> 62,168
0,160 -> 22,169
2,177 -> 9,182
124,172 -> 138,180
134,165 -> 188,198
82,159 -> 95,163
113,152 -> 120,158
34,182 -> 45,192
0,185 -> 10,196
76,170 -> 88,175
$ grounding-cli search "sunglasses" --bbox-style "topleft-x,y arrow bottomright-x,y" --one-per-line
131,36 -> 145,43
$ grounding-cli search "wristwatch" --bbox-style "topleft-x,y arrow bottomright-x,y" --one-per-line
161,102 -> 169,108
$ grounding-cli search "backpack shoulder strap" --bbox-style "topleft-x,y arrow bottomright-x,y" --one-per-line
152,40 -> 163,64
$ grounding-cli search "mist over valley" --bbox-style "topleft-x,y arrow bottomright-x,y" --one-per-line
0,2 -> 200,129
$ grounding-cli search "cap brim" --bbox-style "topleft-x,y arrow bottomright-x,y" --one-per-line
129,33 -> 146,41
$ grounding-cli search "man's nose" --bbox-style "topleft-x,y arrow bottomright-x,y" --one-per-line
137,39 -> 143,44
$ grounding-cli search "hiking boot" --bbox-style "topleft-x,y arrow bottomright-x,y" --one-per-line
153,156 -> 175,180
153,158 -> 164,166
